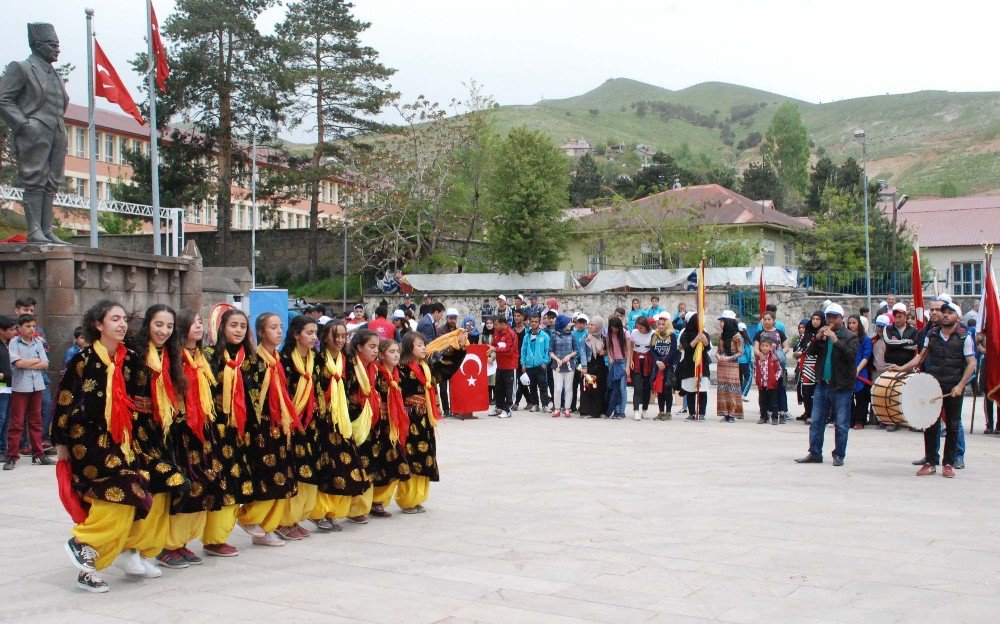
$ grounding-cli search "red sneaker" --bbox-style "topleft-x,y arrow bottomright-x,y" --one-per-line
293,523 -> 311,538
916,463 -> 936,476
202,543 -> 239,557
942,465 -> 956,478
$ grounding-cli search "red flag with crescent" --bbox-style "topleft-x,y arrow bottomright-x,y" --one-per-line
448,344 -> 490,414
94,39 -> 145,126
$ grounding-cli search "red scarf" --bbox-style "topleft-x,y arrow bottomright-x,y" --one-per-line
263,352 -> 300,432
223,346 -> 248,436
150,348 -> 176,425
110,343 -> 136,445
357,358 -> 382,426
182,349 -> 210,442
408,360 -> 442,422
376,364 -> 409,448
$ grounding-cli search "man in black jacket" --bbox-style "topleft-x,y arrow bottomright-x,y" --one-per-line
796,303 -> 859,466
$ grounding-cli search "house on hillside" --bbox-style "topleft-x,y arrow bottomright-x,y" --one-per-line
561,139 -> 592,158
562,183 -> 810,274
879,195 -> 1000,295
635,144 -> 656,166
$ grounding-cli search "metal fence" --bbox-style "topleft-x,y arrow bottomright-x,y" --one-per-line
798,271 -> 915,296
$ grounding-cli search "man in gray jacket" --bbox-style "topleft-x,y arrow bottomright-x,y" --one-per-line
0,23 -> 70,244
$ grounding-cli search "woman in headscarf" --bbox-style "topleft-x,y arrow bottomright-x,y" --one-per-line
461,316 -> 480,345
578,316 -> 607,418
794,311 -> 823,422
676,313 -> 711,421
480,317 -> 496,405
715,311 -> 744,423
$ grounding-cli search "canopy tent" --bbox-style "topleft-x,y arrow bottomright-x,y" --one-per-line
581,267 -> 798,293
400,271 -> 578,293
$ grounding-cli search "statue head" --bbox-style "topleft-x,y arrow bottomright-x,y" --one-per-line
27,23 -> 60,64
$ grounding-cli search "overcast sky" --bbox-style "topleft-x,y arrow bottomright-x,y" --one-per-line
4,0 -> 998,141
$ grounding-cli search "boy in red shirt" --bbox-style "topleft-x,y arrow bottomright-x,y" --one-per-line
755,336 -> 783,425
490,316 -> 519,419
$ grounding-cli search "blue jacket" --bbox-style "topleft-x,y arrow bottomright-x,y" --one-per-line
855,335 -> 873,392
416,314 -> 438,344
520,329 -> 550,368
549,330 -> 578,372
626,309 -> 646,332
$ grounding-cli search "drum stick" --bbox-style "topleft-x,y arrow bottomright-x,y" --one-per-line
929,395 -> 948,403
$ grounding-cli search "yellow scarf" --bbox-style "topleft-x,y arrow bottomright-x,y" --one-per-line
92,339 -> 135,463
323,350 -> 353,439
183,347 -> 217,421
290,348 -> 316,424
256,345 -> 296,441
417,359 -> 441,428
350,356 -> 374,445
146,344 -> 175,440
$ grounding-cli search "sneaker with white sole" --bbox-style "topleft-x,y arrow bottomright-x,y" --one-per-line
310,518 -> 336,532
499,411 -> 511,419
274,525 -> 303,541
113,550 -> 146,577
238,522 -> 266,538
252,532 -> 285,547
632,410 -> 641,421
139,557 -> 163,578
77,571 -> 109,593
66,538 -> 98,572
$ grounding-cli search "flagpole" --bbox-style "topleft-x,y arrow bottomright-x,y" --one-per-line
146,0 -> 162,255
85,9 -> 98,248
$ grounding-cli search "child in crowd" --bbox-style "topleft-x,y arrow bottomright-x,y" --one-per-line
755,336 -> 783,425
548,316 -> 578,418
0,316 -> 15,457
5,314 -> 53,469
64,326 -> 88,366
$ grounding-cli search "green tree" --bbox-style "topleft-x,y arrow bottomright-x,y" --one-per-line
568,152 -> 602,206
762,102 -> 810,202
806,156 -> 836,212
97,212 -> 142,235
739,161 -> 782,207
162,0 -> 291,259
111,129 -> 213,211
484,127 -> 569,273
276,0 -> 394,281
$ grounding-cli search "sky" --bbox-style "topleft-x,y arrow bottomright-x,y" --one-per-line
3,0 -> 999,142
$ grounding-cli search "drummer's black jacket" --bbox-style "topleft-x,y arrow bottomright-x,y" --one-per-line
806,325 -> 859,392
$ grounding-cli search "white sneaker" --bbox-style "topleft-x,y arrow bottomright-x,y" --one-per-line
632,410 -> 641,421
641,410 -> 650,420
499,411 -> 511,419
139,557 -> 162,578
113,549 -> 146,577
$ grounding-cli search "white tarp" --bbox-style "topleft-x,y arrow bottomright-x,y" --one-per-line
402,271 -> 576,293
582,267 -> 798,293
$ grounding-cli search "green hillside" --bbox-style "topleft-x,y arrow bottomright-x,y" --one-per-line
488,78 -> 1000,196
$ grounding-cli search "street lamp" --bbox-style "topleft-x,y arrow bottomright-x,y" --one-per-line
250,127 -> 258,288
891,193 -> 909,270
855,129 -> 872,315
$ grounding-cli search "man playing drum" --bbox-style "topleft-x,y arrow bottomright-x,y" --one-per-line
890,301 -> 977,478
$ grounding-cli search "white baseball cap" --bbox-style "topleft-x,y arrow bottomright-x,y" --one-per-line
737,322 -> 747,331
516,294 -> 525,301
718,310 -> 737,321
575,313 -> 589,323
655,311 -> 671,321
824,303 -> 845,317
891,303 -> 907,314
875,314 -> 892,327
878,300 -> 888,309
392,310 -> 405,320
684,310 -> 696,322
934,293 -> 953,303
446,307 -> 459,318
942,301 -> 962,316
497,295 -> 507,302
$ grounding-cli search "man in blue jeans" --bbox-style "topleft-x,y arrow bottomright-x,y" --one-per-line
796,303 -> 859,466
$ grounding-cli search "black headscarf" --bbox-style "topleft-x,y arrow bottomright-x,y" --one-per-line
720,317 -> 740,356
679,313 -> 700,351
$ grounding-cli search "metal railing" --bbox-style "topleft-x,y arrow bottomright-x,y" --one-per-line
0,184 -> 186,256
798,270 -> 915,296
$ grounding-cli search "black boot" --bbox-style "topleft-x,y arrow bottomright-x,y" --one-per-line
41,193 -> 68,244
21,190 -> 50,244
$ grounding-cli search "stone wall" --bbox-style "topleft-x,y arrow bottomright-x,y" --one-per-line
71,228 -> 356,282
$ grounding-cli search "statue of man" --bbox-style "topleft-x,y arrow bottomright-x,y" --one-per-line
0,23 -> 70,244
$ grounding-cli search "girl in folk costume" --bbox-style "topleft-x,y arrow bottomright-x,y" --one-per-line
308,321 -> 368,531
54,301 -> 154,593
715,311 -> 745,423
234,312 -> 299,546
120,305 -> 190,575
156,309 -> 227,569
396,330 -> 467,513
201,310 -> 256,557
275,315 -> 324,539
370,339 -> 412,518
794,312 -> 823,422
343,329 -> 382,523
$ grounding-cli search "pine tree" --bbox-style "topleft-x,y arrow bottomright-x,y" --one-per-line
763,102 -> 810,203
568,152 -> 602,206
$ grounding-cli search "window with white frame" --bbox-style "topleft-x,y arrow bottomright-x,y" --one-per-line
587,242 -> 606,273
632,242 -> 662,269
104,134 -> 115,163
119,138 -> 129,164
762,238 -> 776,266
75,128 -> 86,157
94,132 -> 101,160
783,243 -> 795,266
952,261 -> 983,296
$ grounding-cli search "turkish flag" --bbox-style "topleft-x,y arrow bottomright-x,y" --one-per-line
449,344 -> 490,414
94,39 -> 145,126
150,1 -> 170,92
980,256 -> 1000,403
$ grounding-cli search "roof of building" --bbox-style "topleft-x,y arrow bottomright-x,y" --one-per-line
879,195 -> 1000,248
65,103 -> 149,138
578,184 -> 811,231
561,139 -> 591,150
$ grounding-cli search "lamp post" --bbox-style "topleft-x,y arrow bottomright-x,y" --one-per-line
890,193 -> 909,272
855,129 -> 872,315
250,127 -> 258,288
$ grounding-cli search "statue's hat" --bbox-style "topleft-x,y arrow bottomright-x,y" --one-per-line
27,23 -> 58,46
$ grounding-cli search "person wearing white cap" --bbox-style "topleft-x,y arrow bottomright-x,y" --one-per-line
795,302 -> 859,466
715,310 -> 744,423
495,295 -> 514,326
883,302 -> 917,376
436,309 -> 461,418
890,300 -> 976,478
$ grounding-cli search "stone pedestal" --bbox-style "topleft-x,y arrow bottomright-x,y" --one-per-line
0,242 -> 203,381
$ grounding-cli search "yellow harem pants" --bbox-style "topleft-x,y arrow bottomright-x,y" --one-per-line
279,483 -> 318,526
395,476 -> 430,509
165,511 -> 207,551
348,486 -> 374,517
202,504 -> 238,546
72,499 -> 136,571
309,493 -> 352,521
237,499 -> 286,534
124,493 -> 170,558
373,481 -> 398,506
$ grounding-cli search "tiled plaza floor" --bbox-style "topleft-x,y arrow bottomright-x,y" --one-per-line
1,389 -> 998,623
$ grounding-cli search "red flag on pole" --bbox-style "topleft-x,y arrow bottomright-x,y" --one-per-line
980,252 -> 1000,403
94,40 -> 145,126
448,344 -> 491,414
758,262 -> 767,321
150,1 -> 169,92
912,245 -> 925,329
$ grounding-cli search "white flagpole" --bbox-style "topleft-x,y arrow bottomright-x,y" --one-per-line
86,9 -> 98,248
146,0 -> 162,255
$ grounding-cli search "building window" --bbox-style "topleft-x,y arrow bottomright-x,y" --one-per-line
75,128 -> 86,157
119,138 -> 129,165
762,238 -> 776,266
75,178 -> 87,196
105,134 -> 115,163
587,242 -> 605,274
94,132 -> 101,161
633,242 -> 662,269
783,243 -> 795,266
952,261 -> 983,296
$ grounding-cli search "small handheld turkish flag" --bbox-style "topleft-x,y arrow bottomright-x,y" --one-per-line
449,344 -> 490,414
94,39 -> 145,126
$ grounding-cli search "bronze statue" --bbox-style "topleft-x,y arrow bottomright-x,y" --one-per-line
0,23 -> 70,244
